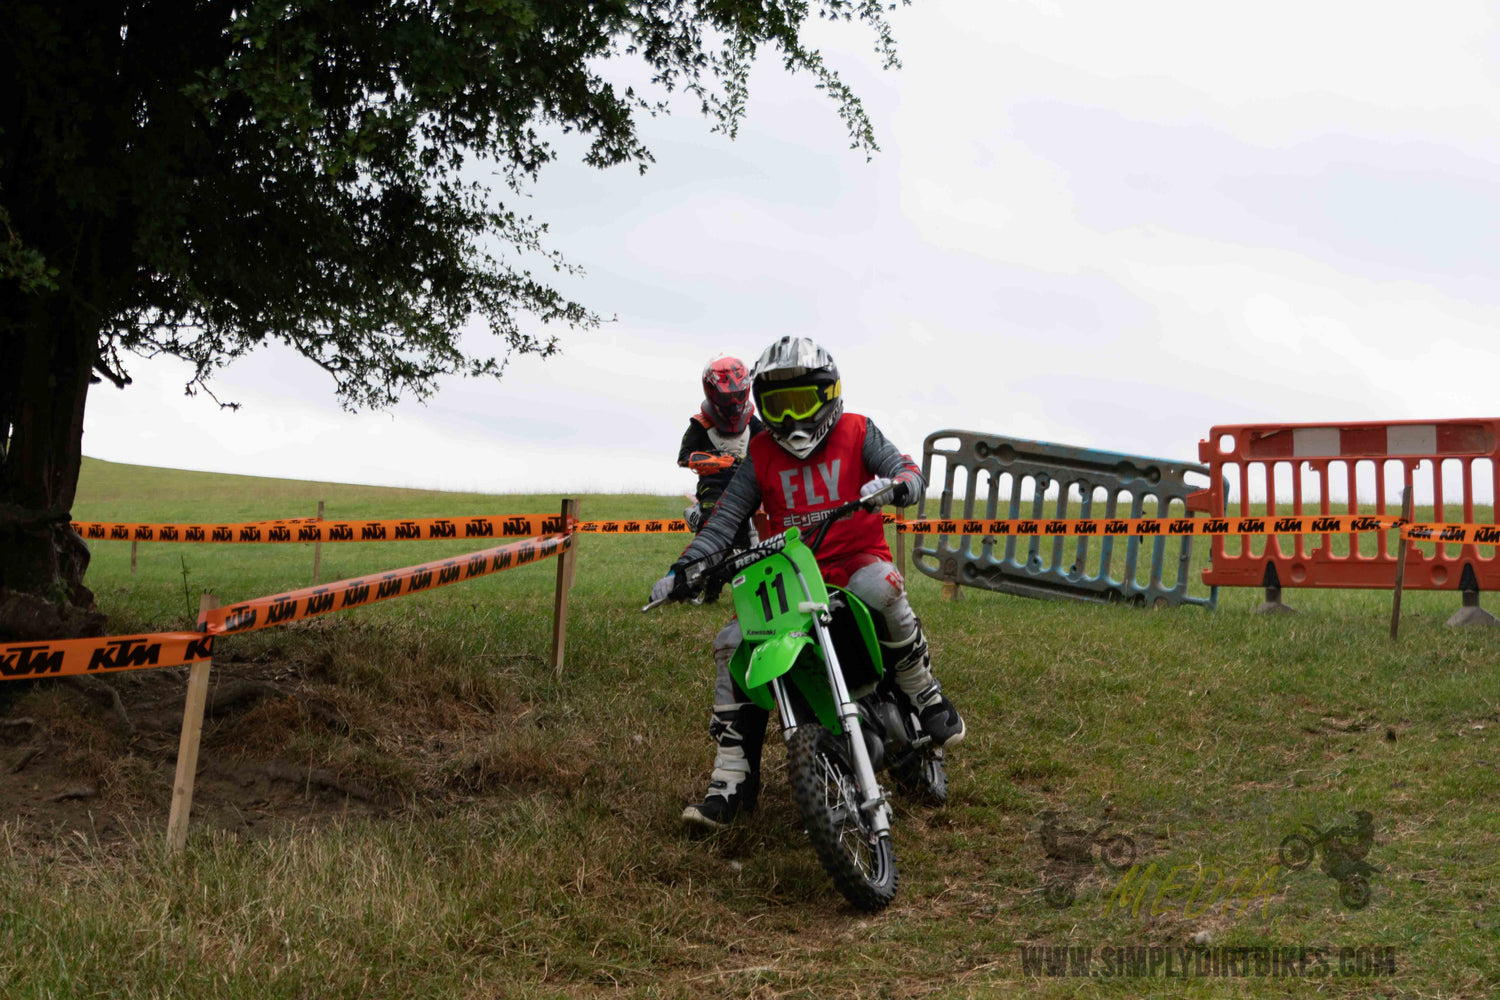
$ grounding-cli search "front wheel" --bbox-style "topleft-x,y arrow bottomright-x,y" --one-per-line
787,724 -> 898,911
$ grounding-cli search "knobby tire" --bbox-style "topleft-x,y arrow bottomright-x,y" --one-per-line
786,724 -> 898,912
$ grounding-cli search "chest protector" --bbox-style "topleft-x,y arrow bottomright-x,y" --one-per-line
690,412 -> 753,459
749,413 -> 891,570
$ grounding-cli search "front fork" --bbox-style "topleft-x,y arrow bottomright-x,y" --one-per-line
772,603 -> 892,839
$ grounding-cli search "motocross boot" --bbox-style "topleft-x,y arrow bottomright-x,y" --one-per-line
881,623 -> 965,748
682,702 -> 769,830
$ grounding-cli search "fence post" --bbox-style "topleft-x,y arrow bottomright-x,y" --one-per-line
130,540 -> 138,575
551,498 -> 579,677
1390,490 -> 1412,640
168,592 -> 217,852
894,507 -> 907,580
313,499 -> 324,583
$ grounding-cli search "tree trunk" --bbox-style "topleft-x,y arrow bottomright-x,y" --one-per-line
0,294 -> 103,642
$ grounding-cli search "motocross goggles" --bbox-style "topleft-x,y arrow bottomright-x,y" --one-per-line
759,380 -> 841,423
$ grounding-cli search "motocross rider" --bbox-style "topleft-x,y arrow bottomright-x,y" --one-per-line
678,355 -> 764,602
651,337 -> 966,830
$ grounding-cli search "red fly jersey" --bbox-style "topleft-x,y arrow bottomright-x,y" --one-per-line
749,413 -> 892,573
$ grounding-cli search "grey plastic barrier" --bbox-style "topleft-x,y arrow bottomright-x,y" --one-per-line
912,430 -> 1217,609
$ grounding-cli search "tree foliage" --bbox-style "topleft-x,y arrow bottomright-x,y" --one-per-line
0,0 -> 905,635
3,0 -> 903,411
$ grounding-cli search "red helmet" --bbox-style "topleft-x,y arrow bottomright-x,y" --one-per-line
701,355 -> 753,434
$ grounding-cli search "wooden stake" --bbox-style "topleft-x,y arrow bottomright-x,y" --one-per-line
551,498 -> 579,676
168,593 -> 217,852
894,507 -> 907,580
130,540 -> 138,575
313,499 -> 324,583
1390,489 -> 1413,641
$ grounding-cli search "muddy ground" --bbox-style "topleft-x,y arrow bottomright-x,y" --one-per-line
0,648 -> 389,848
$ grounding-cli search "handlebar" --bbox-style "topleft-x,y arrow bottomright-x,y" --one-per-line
641,481 -> 899,612
805,481 -> 897,552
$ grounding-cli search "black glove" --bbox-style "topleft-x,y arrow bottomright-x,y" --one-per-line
890,476 -> 917,508
649,561 -> 694,604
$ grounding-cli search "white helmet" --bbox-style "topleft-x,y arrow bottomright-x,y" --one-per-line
751,337 -> 843,459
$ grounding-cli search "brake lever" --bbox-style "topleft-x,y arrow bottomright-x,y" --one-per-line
860,482 -> 900,511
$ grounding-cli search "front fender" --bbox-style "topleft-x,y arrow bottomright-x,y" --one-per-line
736,631 -> 843,733
728,632 -> 814,712
744,631 -> 816,694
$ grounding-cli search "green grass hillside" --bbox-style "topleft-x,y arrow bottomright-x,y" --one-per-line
0,457 -> 1495,997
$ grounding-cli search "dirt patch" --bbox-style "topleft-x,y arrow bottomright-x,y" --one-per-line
0,648 -> 419,848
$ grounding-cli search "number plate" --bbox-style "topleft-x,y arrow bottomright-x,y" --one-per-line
732,551 -> 809,638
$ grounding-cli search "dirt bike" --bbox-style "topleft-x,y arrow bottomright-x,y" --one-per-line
644,483 -> 945,911
1038,811 -> 1137,909
1040,813 -> 1136,870
1279,814 -> 1376,909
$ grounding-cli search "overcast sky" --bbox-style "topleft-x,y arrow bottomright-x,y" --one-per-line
83,0 -> 1500,506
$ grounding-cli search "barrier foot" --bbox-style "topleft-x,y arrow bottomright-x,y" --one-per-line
1253,591 -> 1295,614
940,580 -> 965,602
1446,589 -> 1500,628
1252,565 -> 1295,615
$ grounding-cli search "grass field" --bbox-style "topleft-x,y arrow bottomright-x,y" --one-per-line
1,457 -> 1497,998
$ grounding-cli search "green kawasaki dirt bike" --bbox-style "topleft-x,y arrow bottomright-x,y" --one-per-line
645,484 -> 947,911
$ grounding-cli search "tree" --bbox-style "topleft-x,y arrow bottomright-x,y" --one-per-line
0,0 -> 903,638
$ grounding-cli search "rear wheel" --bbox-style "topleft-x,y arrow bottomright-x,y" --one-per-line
787,724 -> 898,911
892,746 -> 948,805
1339,875 -> 1371,910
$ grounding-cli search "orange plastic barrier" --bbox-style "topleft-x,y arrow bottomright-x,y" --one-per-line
202,533 -> 570,635
0,632 -> 212,681
1187,419 -> 1500,591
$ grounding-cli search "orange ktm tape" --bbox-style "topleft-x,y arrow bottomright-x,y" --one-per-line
71,514 -> 565,544
0,632 -> 212,683
575,519 -> 691,535
893,514 -> 1405,537
201,533 -> 570,635
1401,522 -> 1500,545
